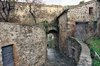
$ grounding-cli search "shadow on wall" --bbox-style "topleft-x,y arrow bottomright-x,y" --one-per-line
65,37 -> 82,63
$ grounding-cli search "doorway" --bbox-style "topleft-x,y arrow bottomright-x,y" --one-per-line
75,22 -> 88,41
2,45 -> 14,66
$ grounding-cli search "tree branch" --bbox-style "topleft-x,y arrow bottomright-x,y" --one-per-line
0,11 -> 6,21
0,0 -> 14,22
29,4 -> 36,23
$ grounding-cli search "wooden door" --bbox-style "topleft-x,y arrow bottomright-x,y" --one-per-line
2,45 -> 14,66
75,22 -> 88,41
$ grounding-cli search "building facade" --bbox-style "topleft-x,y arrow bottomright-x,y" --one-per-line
57,0 -> 100,63
0,22 -> 47,66
67,0 -> 100,40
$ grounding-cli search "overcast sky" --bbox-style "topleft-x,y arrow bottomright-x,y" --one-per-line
43,0 -> 91,6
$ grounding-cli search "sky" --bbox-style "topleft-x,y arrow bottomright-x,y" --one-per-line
43,0 -> 91,6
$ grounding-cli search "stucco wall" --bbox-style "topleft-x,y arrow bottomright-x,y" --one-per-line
0,22 -> 47,66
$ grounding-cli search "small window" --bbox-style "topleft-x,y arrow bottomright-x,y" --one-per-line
89,7 -> 93,15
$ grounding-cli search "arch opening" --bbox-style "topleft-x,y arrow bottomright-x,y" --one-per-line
47,30 -> 59,50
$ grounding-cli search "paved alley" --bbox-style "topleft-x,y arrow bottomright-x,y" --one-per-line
46,48 -> 76,66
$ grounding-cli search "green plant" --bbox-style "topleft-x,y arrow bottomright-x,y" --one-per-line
40,20 -> 49,32
92,59 -> 100,66
87,37 -> 100,66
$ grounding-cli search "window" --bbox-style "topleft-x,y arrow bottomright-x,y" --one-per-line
89,7 -> 93,15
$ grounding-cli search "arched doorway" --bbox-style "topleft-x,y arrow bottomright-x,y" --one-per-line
47,30 -> 59,50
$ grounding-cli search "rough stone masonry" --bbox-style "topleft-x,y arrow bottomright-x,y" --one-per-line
0,22 -> 47,66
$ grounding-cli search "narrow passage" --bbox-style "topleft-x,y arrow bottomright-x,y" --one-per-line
46,48 -> 76,66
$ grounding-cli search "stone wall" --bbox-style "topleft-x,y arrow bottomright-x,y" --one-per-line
67,0 -> 100,38
97,1 -> 100,37
40,5 -> 63,22
67,0 -> 99,22
77,40 -> 92,66
0,22 -> 47,66
66,37 -> 81,63
57,0 -> 99,64
58,10 -> 81,61
58,10 -> 69,56
14,3 -> 63,23
58,10 -> 76,57
0,2 -> 63,23
59,0 -> 100,40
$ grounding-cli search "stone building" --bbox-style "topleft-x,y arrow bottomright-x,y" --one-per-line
0,22 -> 47,66
57,10 -> 69,55
68,1 -> 99,22
67,0 -> 100,40
59,0 -> 100,40
57,10 -> 81,63
57,0 -> 100,63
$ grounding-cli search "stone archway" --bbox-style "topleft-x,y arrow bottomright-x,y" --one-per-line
47,30 -> 59,50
